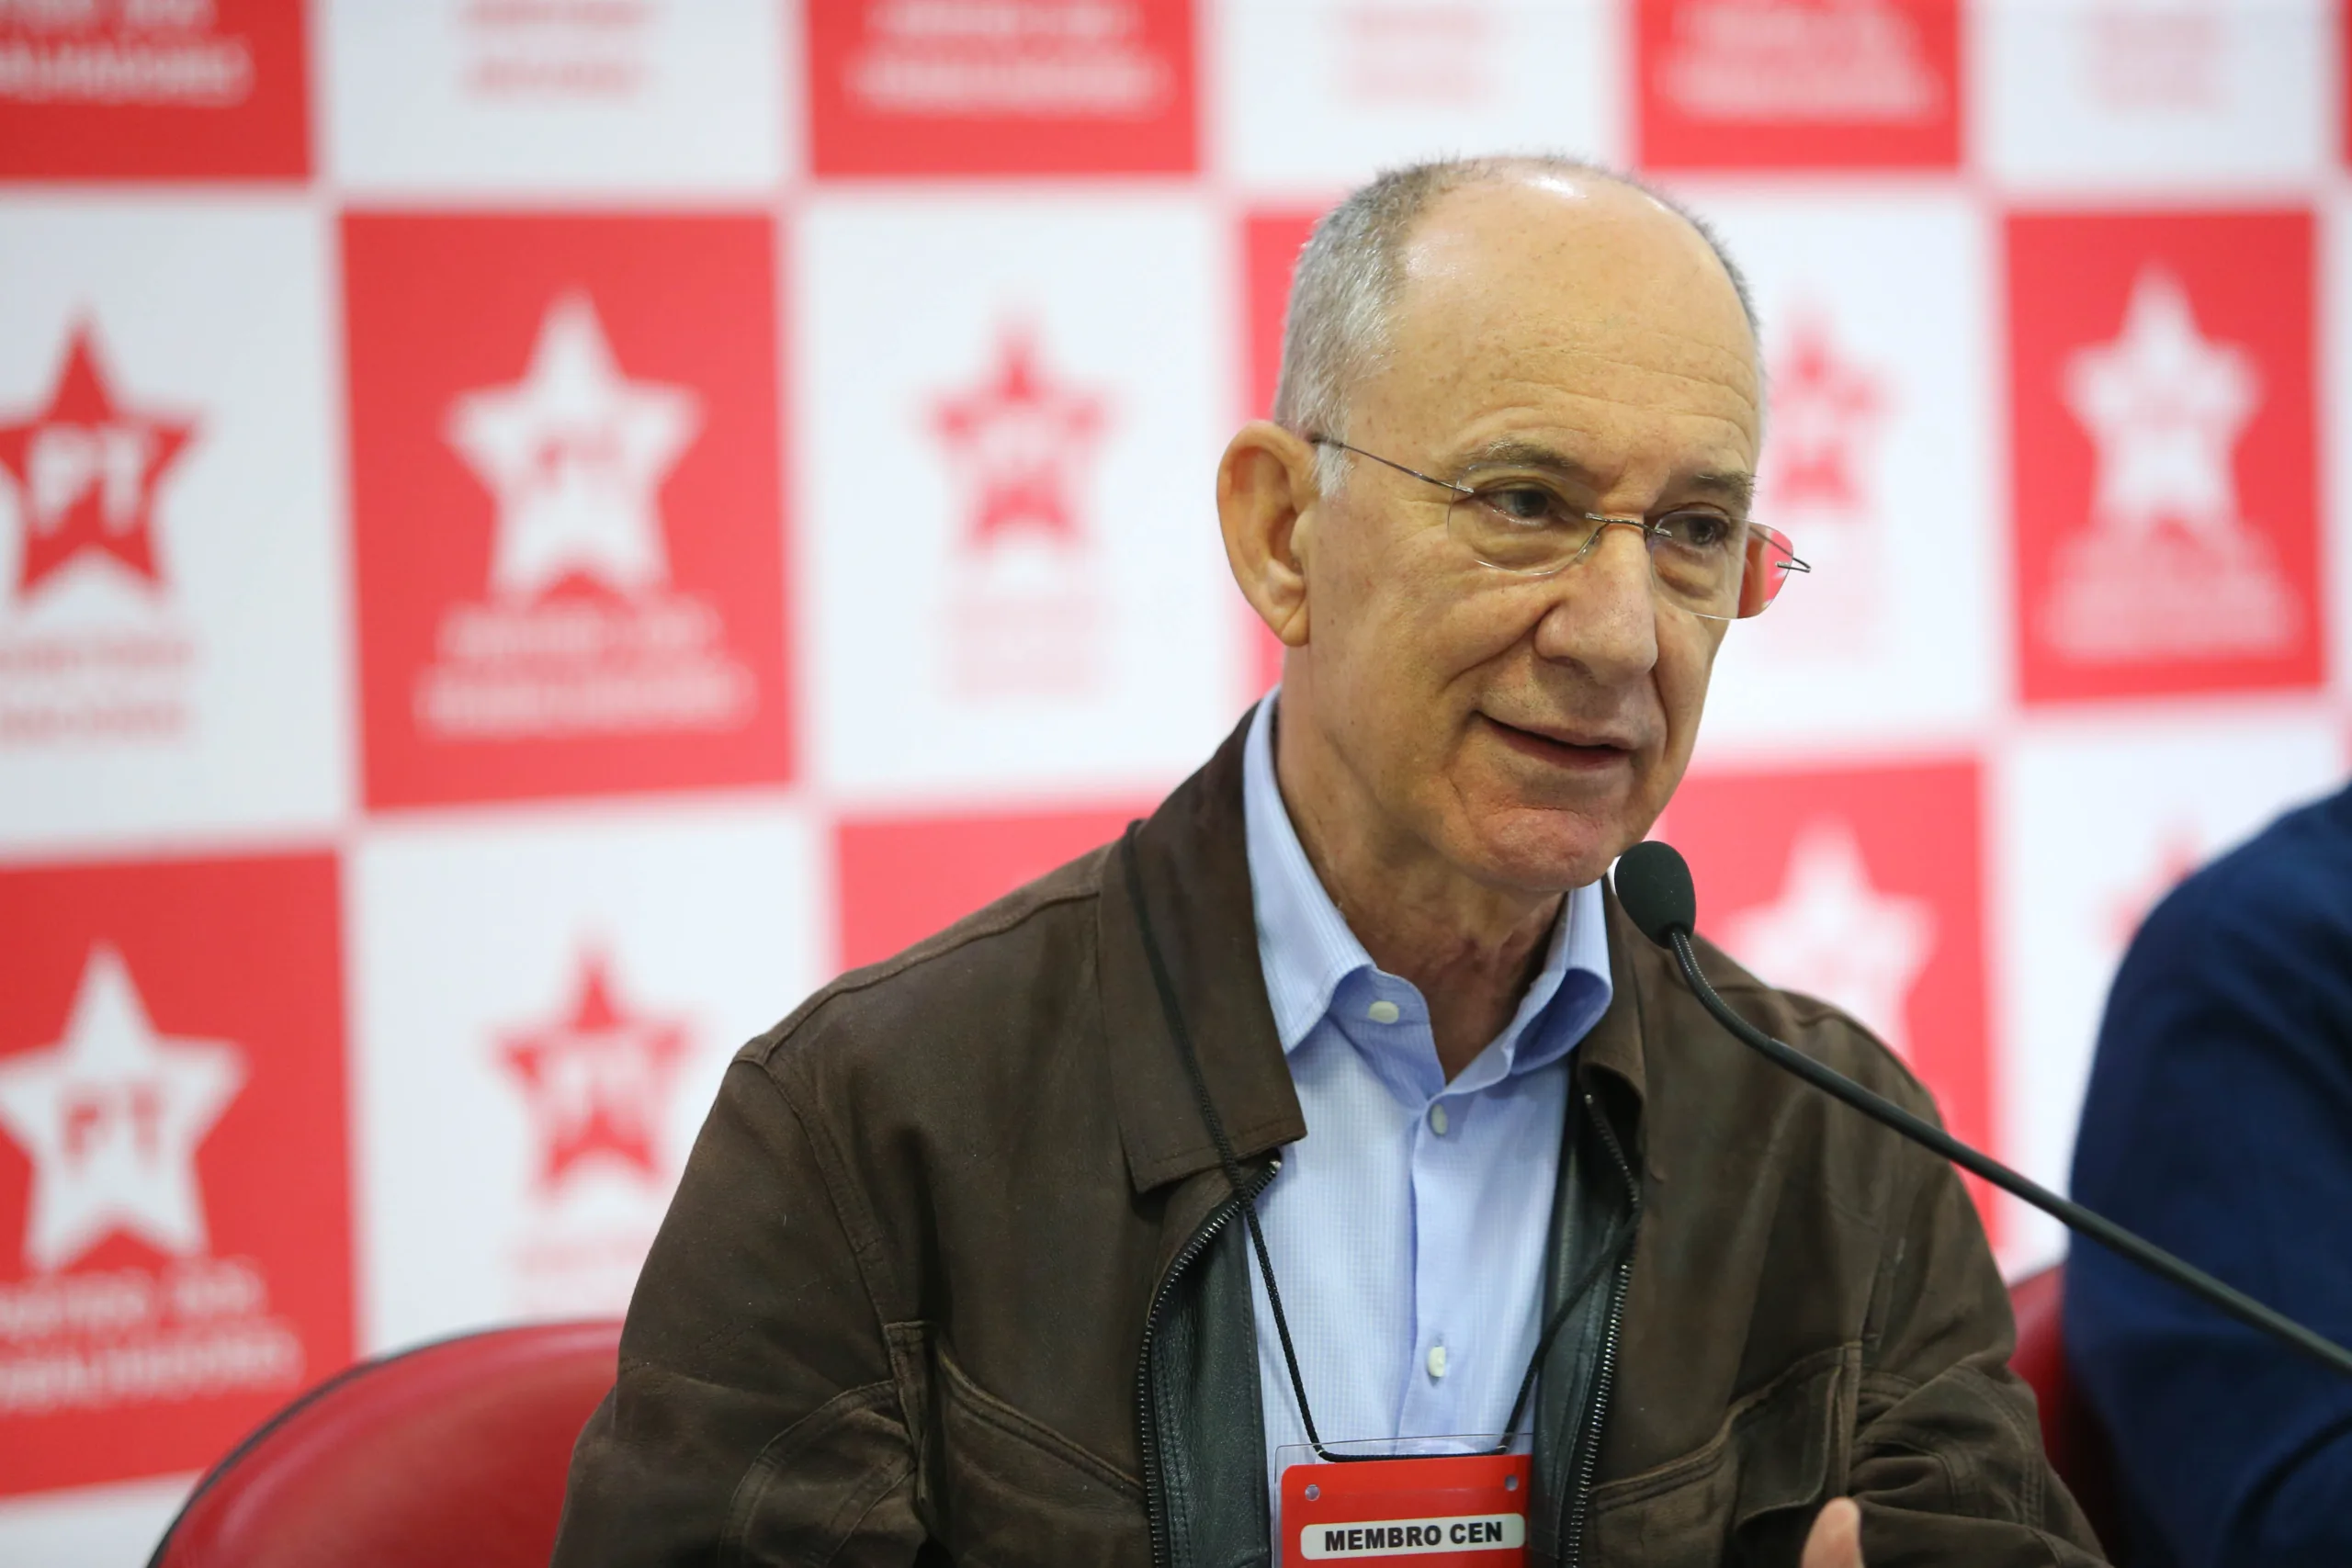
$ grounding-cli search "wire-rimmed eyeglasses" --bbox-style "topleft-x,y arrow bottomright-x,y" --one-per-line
1308,434 -> 1808,622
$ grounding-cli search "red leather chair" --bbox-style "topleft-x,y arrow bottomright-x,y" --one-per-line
148,1318 -> 621,1568
2009,1265 -> 2128,1563
148,1281 -> 2112,1565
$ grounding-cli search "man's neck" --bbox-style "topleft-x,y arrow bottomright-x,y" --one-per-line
1273,707 -> 1564,1082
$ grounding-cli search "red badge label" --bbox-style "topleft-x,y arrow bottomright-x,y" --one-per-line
2008,210 -> 2321,703
807,0 -> 1197,175
0,0 -> 309,180
1636,0 -> 1961,170
0,853 -> 349,1496
1282,1452 -> 1530,1566
1661,761 -> 1996,1235
343,214 -> 792,807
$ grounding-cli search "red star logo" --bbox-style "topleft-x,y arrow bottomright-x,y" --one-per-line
499,951 -> 689,1192
932,326 -> 1107,547
0,322 -> 198,601
1765,311 -> 1885,514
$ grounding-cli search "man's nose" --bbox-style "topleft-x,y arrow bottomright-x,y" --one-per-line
1530,522 -> 1659,682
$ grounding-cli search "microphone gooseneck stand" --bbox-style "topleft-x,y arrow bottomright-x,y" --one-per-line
1612,839 -> 2352,1382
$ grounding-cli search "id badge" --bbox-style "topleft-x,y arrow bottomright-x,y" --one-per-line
1278,1437 -> 1530,1566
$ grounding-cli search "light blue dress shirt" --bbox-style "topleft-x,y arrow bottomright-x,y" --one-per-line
1239,694 -> 1614,1520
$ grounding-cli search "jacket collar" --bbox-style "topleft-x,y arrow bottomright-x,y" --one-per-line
1102,710 -> 1304,1194
1101,708 -> 1658,1195
1585,889 -> 1652,1111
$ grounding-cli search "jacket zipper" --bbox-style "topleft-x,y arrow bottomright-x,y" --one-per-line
1137,1156 -> 1281,1568
1563,1098 -> 1641,1568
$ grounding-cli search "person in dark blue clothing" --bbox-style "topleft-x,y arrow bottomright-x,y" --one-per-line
2068,782 -> 2352,1567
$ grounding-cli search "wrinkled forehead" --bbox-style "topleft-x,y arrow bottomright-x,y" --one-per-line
1365,180 -> 1762,462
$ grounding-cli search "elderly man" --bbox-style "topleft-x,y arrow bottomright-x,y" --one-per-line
552,158 -> 2100,1566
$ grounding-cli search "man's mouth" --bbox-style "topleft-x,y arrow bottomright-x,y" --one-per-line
1479,714 -> 1638,770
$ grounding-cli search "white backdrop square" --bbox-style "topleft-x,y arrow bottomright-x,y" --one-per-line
1681,187 -> 2001,762
1973,0 -> 2334,194
0,201 -> 349,857
1210,0 -> 1623,194
323,0 -> 790,195
0,1476 -> 197,1568
1991,709 -> 2347,1274
798,193 -> 1243,804
348,800 -> 823,1354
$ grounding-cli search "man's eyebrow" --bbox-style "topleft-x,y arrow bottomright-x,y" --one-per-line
1682,470 -> 1757,512
1453,439 -> 1757,512
1453,437 -> 1597,478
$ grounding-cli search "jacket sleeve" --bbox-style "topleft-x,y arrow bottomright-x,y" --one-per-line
550,1055 -> 929,1567
1842,1089 -> 2109,1566
2066,850 -> 2352,1568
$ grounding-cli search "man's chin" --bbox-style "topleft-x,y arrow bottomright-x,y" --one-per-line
1447,808 -> 1627,897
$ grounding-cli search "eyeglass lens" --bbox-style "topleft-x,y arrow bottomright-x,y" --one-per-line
1447,494 -> 1801,620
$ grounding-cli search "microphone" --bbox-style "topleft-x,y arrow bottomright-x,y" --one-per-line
1613,839 -> 2352,1380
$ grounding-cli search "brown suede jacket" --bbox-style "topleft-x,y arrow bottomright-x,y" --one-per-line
552,717 -> 2107,1567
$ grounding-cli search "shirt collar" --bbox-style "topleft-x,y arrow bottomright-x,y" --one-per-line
1241,694 -> 1611,1077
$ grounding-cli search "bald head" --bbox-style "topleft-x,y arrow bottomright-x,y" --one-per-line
1272,156 -> 1758,486
1367,172 -> 1760,467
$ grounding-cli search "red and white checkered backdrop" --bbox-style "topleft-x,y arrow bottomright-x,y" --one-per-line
2,0 -> 2348,1558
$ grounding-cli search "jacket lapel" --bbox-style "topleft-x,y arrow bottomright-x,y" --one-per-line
1528,891 -> 1655,1563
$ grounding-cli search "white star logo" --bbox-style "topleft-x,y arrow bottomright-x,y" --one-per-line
2064,265 -> 2260,545
446,291 -> 702,602
0,945 -> 245,1274
1721,821 -> 1937,1061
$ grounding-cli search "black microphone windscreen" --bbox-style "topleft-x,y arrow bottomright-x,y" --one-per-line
1614,840 -> 1697,946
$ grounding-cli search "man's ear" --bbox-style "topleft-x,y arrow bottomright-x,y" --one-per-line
1218,421 -> 1318,649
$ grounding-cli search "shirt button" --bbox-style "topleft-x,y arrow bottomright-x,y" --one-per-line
1367,999 -> 1401,1024
1427,1344 -> 1448,1380
1428,1103 -> 1450,1136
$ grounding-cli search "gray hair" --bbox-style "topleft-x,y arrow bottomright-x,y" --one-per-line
1270,155 -> 1758,492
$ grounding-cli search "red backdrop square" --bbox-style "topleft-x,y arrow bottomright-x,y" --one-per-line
837,804 -> 1152,969
1660,759 -> 1996,1235
0,0 -> 309,180
343,213 -> 794,808
0,852 -> 350,1495
808,0 -> 1197,175
1635,0 -> 1962,171
2007,209 -> 2322,704
1240,209 -> 1324,694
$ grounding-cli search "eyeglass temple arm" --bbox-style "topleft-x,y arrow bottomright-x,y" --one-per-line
1305,434 -> 1471,497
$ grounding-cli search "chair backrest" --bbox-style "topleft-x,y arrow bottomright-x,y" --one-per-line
149,1318 -> 621,1568
2009,1264 -> 2127,1563
153,1284 -> 2117,1564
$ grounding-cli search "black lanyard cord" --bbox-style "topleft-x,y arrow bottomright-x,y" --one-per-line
1119,824 -> 1639,1464
1501,1117 -> 1639,1440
